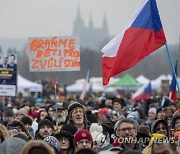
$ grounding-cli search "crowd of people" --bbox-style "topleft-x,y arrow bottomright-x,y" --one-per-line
0,89 -> 180,154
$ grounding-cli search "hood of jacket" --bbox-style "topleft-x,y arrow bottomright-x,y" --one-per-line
20,140 -> 55,154
151,119 -> 168,135
0,137 -> 26,154
170,114 -> 180,129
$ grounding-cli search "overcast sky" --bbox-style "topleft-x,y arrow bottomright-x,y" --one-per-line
0,0 -> 180,45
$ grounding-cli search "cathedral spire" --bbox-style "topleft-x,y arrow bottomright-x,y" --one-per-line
102,13 -> 108,29
73,6 -> 84,35
102,13 -> 109,36
88,13 -> 94,29
77,6 -> 82,20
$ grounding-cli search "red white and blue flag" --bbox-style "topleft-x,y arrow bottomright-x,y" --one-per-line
101,0 -> 166,85
132,82 -> 151,101
168,61 -> 178,102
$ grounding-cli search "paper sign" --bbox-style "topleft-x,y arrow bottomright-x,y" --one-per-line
29,36 -> 80,72
0,85 -> 16,96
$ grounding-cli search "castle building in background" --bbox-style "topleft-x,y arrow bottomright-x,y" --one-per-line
73,7 -> 110,51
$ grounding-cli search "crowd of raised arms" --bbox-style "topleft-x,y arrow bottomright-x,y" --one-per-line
0,82 -> 180,154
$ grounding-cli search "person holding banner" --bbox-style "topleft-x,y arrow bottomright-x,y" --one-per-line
0,54 -> 17,85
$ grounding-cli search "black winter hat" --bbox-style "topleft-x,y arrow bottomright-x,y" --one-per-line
7,120 -> 26,132
68,102 -> 84,115
4,107 -> 14,117
112,98 -> 126,108
55,124 -> 78,140
21,116 -> 32,125
84,101 -> 94,107
61,124 -> 78,135
86,110 -> 97,123
157,107 -> 165,114
38,119 -> 54,130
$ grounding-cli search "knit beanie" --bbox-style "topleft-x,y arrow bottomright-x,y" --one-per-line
55,124 -> 78,139
157,107 -> 165,114
112,98 -> 126,108
38,119 -> 54,130
44,136 -> 61,152
89,123 -> 106,146
73,129 -> 93,145
68,102 -> 84,115
61,124 -> 78,136
21,116 -> 32,125
148,108 -> 157,114
15,108 -> 28,116
4,107 -> 14,117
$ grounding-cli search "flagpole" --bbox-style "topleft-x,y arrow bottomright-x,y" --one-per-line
179,35 -> 180,77
165,42 -> 180,96
80,69 -> 91,101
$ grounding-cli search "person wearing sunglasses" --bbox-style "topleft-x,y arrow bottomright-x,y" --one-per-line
151,119 -> 169,137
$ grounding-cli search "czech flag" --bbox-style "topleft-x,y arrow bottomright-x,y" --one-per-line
168,61 -> 178,102
101,0 -> 166,85
132,82 -> 152,101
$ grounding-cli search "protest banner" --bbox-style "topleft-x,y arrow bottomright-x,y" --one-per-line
0,54 -> 17,96
29,36 -> 80,72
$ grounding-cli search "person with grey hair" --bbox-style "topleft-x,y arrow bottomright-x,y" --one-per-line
115,118 -> 145,152
146,107 -> 157,125
66,102 -> 90,130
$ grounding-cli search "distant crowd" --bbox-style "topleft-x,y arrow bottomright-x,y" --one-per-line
0,90 -> 180,154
